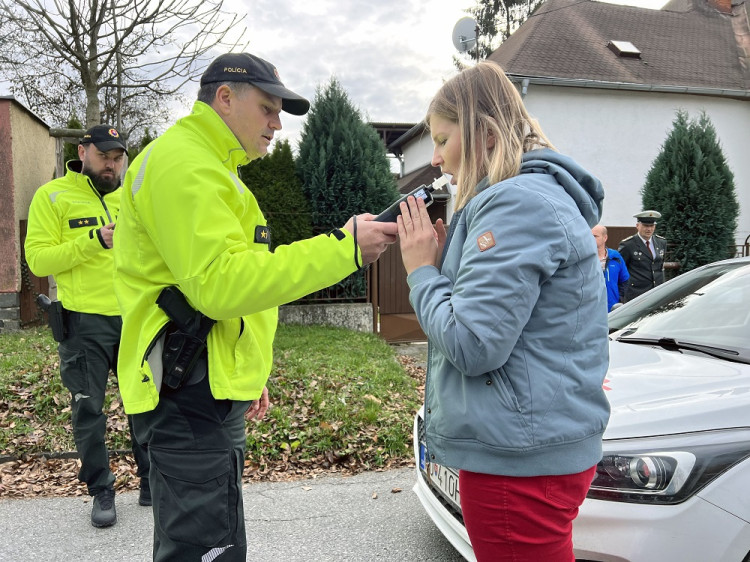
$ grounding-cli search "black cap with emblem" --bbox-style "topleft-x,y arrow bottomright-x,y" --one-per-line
80,124 -> 127,152
200,53 -> 310,116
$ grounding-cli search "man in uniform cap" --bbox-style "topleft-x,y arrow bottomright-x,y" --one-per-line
618,210 -> 667,301
25,124 -> 150,528
113,52 -> 398,560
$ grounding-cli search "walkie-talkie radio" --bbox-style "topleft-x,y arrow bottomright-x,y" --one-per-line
374,175 -> 450,222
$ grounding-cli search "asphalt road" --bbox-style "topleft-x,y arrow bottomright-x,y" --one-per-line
0,467 -> 465,562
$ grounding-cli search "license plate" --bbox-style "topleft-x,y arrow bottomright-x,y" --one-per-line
420,443 -> 461,511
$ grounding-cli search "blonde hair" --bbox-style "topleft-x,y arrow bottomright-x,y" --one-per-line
426,61 -> 554,210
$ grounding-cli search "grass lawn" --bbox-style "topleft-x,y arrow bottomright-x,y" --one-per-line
0,323 -> 424,496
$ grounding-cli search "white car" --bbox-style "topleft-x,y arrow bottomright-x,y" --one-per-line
413,256 -> 750,562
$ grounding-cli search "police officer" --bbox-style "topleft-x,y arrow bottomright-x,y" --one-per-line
113,53 -> 399,561
618,210 -> 667,301
24,124 -> 150,528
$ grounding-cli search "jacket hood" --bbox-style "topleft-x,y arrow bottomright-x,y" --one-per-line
520,148 -> 604,227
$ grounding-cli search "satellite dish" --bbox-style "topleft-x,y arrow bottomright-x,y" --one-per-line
452,17 -> 477,53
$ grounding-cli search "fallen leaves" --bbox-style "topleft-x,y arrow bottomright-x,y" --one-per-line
0,455 -> 139,499
0,353 -> 426,498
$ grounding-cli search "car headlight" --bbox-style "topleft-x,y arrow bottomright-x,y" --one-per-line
588,429 -> 750,504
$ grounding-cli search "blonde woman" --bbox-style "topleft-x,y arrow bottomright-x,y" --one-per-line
398,62 -> 610,561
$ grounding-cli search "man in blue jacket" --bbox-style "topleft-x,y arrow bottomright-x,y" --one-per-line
593,225 -> 629,311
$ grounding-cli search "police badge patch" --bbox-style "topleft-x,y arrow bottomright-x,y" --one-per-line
254,225 -> 271,246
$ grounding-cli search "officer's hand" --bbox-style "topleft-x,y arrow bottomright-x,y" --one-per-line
343,214 -> 398,266
99,223 -> 116,249
246,386 -> 269,421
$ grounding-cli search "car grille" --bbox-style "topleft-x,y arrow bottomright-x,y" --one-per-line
417,414 -> 465,526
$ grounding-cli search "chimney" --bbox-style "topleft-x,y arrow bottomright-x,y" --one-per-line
707,0 -> 732,14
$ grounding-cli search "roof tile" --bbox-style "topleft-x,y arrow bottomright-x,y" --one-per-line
489,0 -> 748,91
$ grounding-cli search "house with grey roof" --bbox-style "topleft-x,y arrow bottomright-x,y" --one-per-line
389,0 -> 750,250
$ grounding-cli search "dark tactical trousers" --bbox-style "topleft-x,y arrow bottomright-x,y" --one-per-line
58,312 -> 149,495
132,367 -> 250,562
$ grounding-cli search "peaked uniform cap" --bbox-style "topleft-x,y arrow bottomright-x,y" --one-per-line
200,53 -> 310,116
634,210 -> 661,224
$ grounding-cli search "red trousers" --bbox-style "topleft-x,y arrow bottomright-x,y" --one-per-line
459,466 -> 596,562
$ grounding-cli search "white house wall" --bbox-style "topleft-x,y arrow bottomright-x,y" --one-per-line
521,85 -> 750,245
402,129 -> 435,176
398,85 -> 750,246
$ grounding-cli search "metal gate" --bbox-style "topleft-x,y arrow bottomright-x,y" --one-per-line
369,243 -> 426,343
19,220 -> 49,327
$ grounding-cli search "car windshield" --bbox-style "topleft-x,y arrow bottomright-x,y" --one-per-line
608,261 -> 750,358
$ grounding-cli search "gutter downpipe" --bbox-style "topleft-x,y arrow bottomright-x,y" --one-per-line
521,78 -> 530,99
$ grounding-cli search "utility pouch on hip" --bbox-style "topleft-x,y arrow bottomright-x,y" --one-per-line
156,286 -> 216,390
36,294 -> 68,342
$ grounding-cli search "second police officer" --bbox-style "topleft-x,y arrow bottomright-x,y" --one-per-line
618,210 -> 667,301
25,125 -> 150,528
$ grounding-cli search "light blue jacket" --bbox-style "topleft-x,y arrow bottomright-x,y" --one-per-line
408,149 -> 610,477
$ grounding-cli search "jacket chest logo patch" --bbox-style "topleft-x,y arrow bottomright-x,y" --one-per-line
69,217 -> 98,228
477,231 -> 496,252
254,225 -> 271,245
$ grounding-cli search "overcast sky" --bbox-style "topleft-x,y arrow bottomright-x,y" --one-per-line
2,0 -> 666,149
193,0 -> 668,152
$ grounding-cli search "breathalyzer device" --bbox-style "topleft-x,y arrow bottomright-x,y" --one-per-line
374,175 -> 450,222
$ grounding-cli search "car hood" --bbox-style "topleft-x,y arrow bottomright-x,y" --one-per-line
603,339 -> 750,439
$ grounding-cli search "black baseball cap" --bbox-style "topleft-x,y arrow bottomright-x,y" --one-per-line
80,124 -> 127,152
200,53 -> 310,116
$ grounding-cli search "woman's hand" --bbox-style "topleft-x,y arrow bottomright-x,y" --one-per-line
397,196 -> 444,275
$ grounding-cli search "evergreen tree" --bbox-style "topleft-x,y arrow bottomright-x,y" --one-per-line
642,110 -> 739,274
128,127 -> 158,161
62,115 -> 84,164
239,139 -> 312,250
297,78 -> 398,229
296,77 -> 399,299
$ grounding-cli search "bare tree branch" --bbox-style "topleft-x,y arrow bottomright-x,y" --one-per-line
0,0 -> 248,139
454,0 -> 545,68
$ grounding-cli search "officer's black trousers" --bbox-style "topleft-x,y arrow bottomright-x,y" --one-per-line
132,368 -> 250,562
58,311 -> 149,495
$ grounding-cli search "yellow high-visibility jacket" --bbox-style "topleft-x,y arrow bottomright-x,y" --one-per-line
25,161 -> 120,315
114,101 -> 360,414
